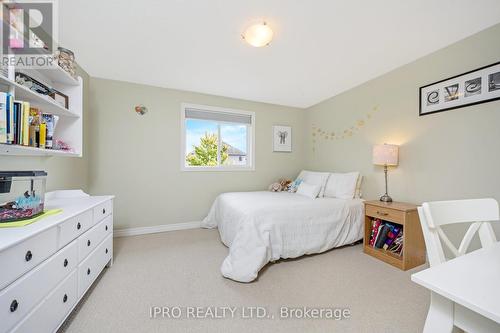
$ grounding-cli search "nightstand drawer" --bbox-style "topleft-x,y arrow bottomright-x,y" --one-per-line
365,205 -> 405,223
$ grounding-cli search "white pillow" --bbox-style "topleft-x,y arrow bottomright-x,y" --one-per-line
296,182 -> 321,199
354,175 -> 363,198
324,172 -> 360,199
296,170 -> 330,197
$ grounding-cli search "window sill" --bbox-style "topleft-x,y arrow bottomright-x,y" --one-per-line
181,166 -> 255,172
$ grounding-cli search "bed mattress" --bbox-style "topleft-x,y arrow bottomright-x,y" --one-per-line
202,191 -> 364,282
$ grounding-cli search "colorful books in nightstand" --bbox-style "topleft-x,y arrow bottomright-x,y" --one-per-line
363,200 -> 425,270
368,218 -> 403,256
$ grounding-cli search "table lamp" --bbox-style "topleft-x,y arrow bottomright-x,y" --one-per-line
373,144 -> 399,202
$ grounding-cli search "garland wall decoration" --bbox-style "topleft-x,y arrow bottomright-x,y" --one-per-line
311,105 -> 380,153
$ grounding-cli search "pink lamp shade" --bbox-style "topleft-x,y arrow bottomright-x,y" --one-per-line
373,144 -> 399,166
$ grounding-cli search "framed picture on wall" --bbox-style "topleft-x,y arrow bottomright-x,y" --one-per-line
419,61 -> 500,116
273,125 -> 292,152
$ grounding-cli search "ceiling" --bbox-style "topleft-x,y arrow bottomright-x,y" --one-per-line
58,0 -> 500,108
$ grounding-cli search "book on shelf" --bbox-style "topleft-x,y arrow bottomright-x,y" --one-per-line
14,101 -> 21,144
387,230 -> 403,255
368,218 -> 404,256
0,95 -> 60,150
383,225 -> 401,250
372,224 -> 381,246
368,219 -> 376,246
0,92 -> 6,143
39,123 -> 46,148
22,101 -> 30,146
6,93 -> 14,143
374,224 -> 390,248
369,219 -> 382,247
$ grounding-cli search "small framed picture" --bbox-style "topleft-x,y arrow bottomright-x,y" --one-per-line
419,61 -> 500,116
273,125 -> 292,152
49,90 -> 69,109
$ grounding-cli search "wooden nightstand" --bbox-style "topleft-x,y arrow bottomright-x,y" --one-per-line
363,200 -> 426,270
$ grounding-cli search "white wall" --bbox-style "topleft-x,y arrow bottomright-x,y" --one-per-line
88,78 -> 306,229
305,23 -> 500,242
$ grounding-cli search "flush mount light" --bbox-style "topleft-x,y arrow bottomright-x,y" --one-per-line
242,22 -> 273,47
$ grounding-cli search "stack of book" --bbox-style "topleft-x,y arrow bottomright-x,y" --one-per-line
0,92 -> 57,149
368,218 -> 404,256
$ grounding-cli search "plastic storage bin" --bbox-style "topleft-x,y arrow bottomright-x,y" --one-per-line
0,171 -> 47,222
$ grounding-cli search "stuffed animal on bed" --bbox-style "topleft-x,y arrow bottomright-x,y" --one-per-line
268,178 -> 292,192
268,182 -> 282,192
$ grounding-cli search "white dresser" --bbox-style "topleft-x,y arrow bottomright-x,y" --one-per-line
0,190 -> 114,333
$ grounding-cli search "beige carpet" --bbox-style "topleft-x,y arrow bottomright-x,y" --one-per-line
59,229 -> 429,333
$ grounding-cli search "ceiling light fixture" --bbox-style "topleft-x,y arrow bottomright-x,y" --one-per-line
242,22 -> 273,47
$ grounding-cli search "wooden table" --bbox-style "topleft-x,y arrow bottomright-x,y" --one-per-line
412,242 -> 500,332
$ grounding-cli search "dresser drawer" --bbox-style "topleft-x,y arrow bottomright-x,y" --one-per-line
0,228 -> 58,291
93,200 -> 112,223
365,205 -> 405,223
78,215 -> 112,261
11,270 -> 78,333
0,240 -> 77,333
58,210 -> 93,248
78,234 -> 112,298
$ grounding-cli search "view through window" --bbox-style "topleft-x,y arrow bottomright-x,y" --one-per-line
182,105 -> 254,170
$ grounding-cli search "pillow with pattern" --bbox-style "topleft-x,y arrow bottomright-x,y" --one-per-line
288,178 -> 303,193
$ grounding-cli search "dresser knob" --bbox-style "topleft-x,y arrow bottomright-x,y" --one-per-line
376,211 -> 389,216
63,294 -> 68,303
102,208 -> 106,214
77,222 -> 81,230
105,248 -> 108,254
64,259 -> 68,267
87,240 -> 91,247
87,268 -> 91,275
25,250 -> 32,262
105,225 -> 108,231
10,300 -> 18,312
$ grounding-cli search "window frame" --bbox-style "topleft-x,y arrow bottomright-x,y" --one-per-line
180,103 -> 255,172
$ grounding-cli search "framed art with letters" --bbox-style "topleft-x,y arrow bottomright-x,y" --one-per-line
419,61 -> 500,116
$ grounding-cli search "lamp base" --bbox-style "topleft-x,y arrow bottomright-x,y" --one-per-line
379,194 -> 393,202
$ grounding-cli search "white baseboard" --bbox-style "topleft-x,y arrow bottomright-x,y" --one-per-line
113,221 -> 202,238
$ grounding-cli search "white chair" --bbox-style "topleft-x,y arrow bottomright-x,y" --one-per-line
419,198 -> 498,267
418,198 -> 499,333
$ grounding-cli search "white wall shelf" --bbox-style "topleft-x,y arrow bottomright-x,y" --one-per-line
0,66 -> 83,157
0,143 -> 80,157
0,75 -> 80,118
35,65 -> 80,86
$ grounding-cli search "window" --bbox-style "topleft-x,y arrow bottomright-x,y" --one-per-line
181,104 -> 255,171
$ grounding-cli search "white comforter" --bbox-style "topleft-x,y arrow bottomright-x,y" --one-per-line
202,191 -> 364,282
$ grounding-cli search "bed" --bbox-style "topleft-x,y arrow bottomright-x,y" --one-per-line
202,191 -> 364,282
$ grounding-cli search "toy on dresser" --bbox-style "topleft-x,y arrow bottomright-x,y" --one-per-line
0,171 -> 47,222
